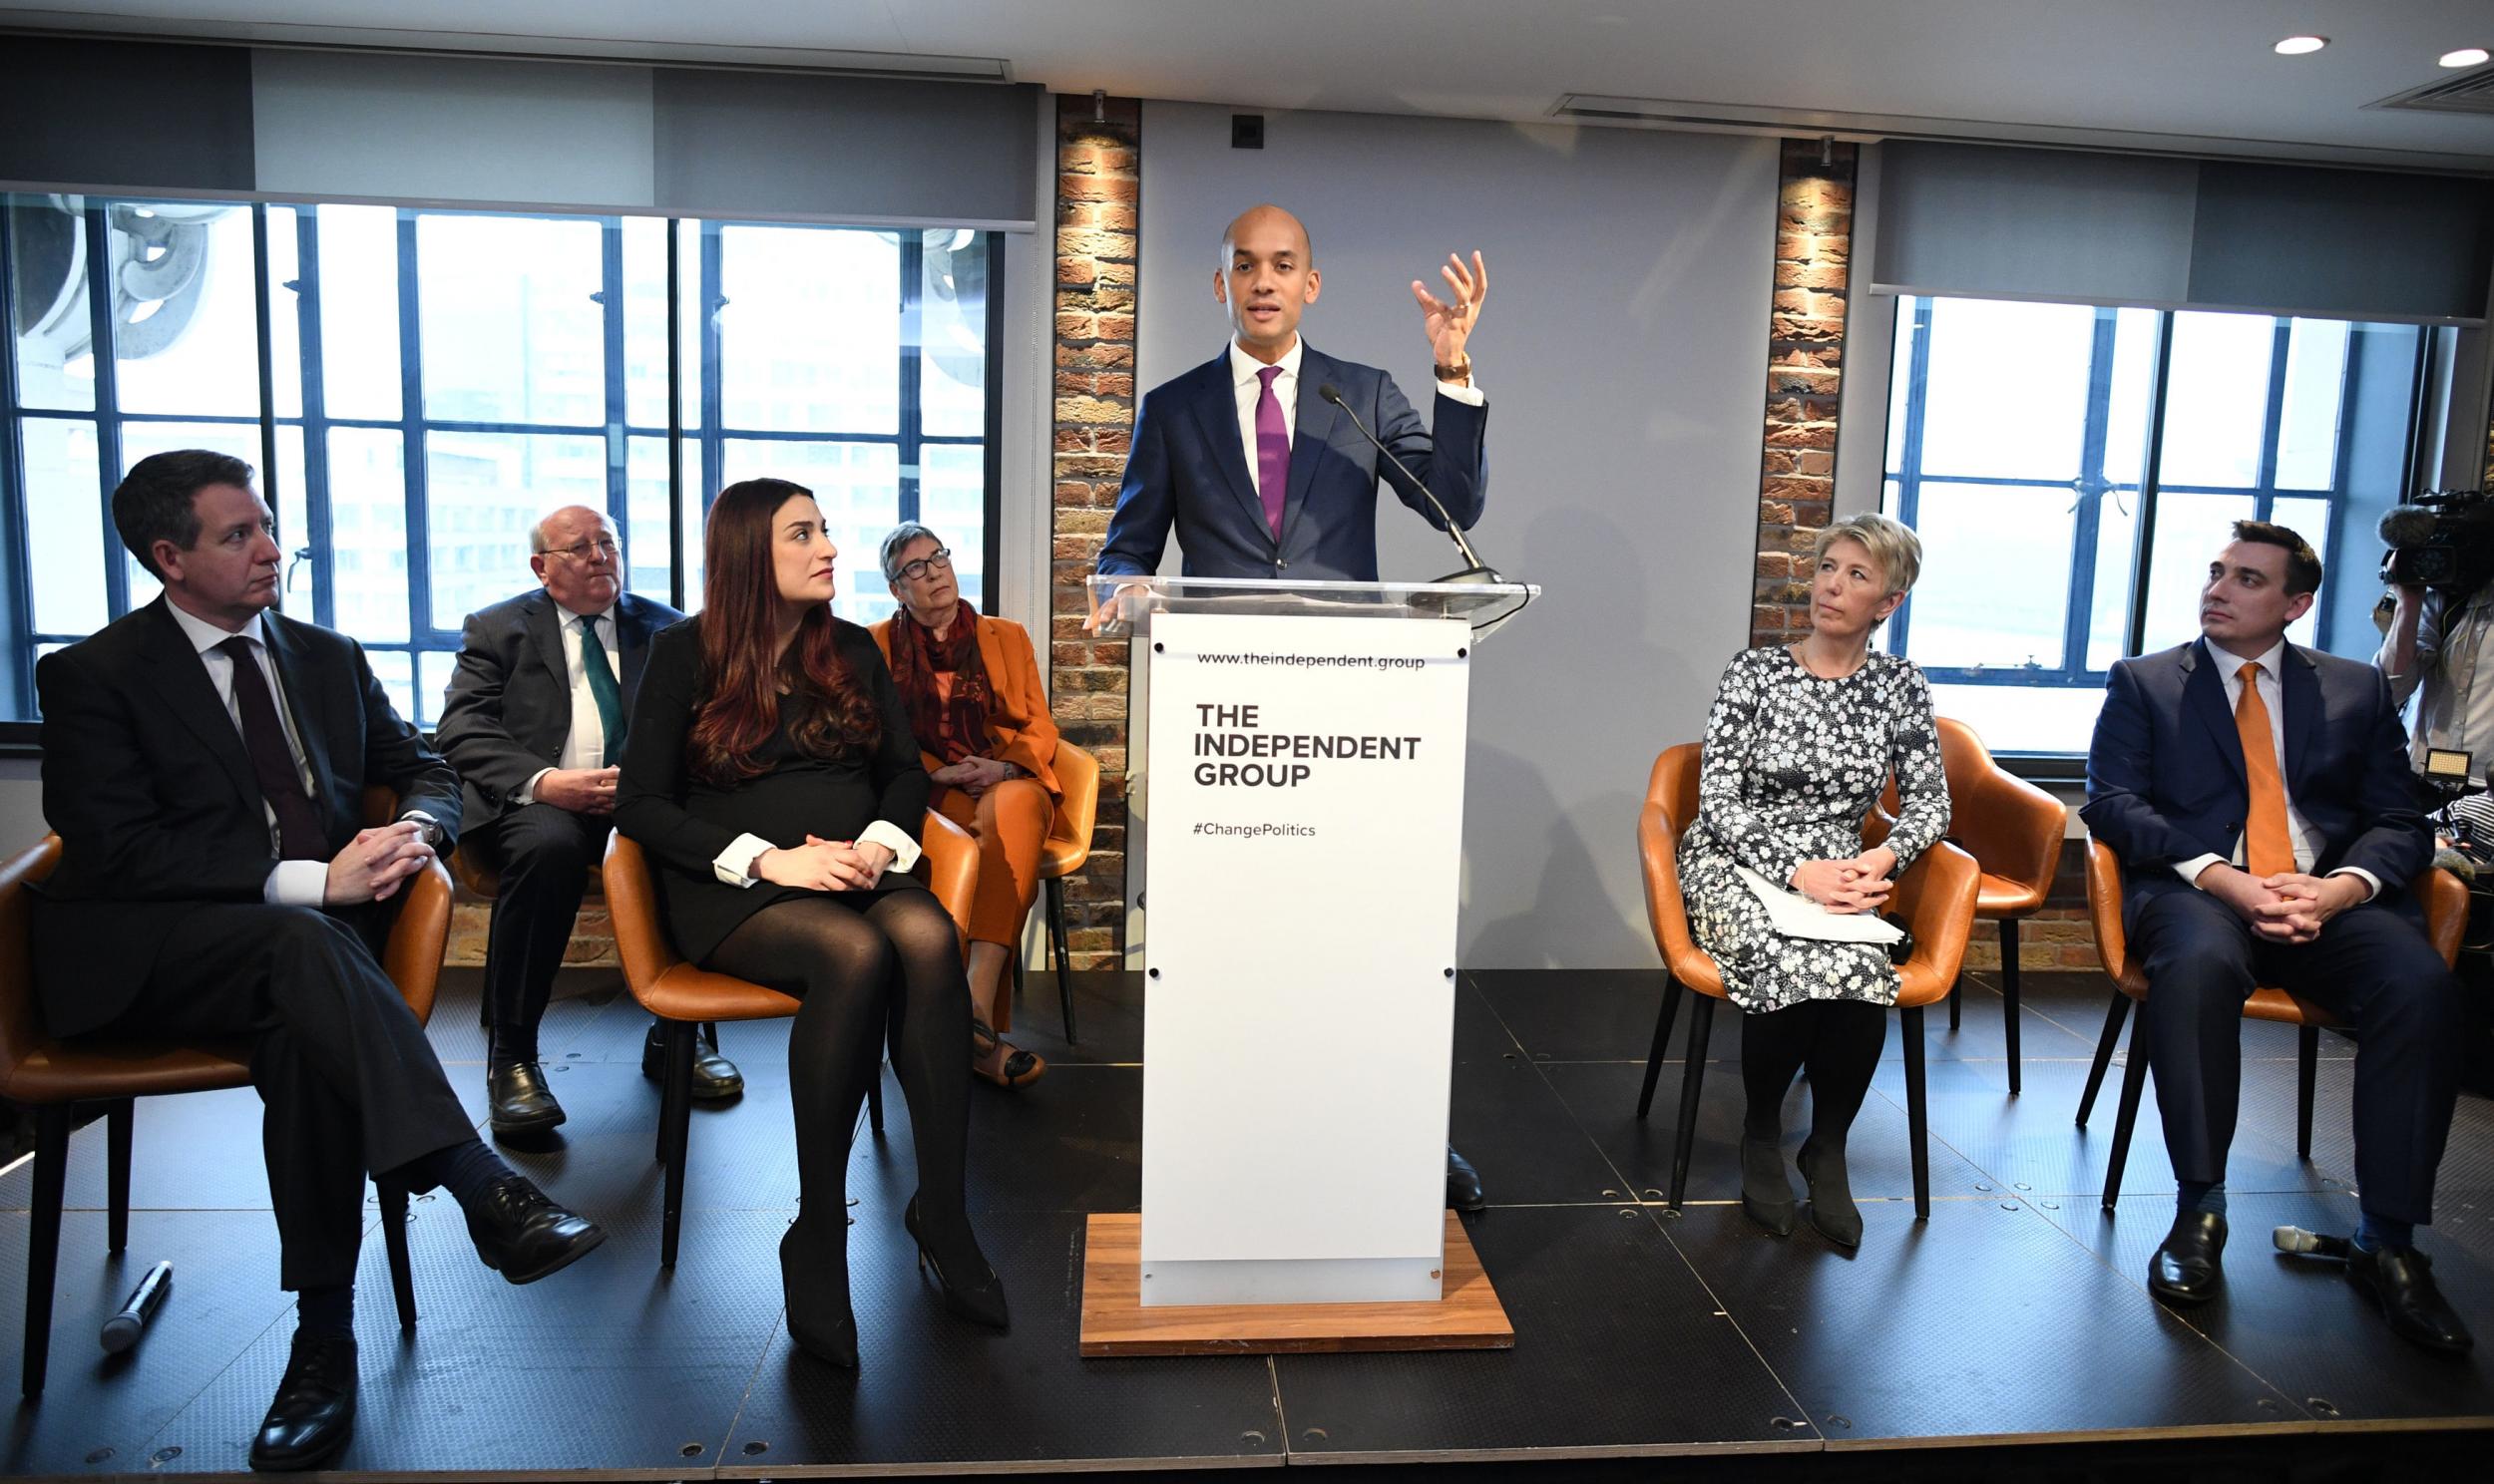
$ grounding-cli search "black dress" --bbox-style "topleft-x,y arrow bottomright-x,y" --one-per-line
616,615 -> 934,964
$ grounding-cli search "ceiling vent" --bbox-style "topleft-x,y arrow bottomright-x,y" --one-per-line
2367,66 -> 2494,117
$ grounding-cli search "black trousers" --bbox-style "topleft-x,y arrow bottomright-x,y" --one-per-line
467,805 -> 609,1062
2131,890 -> 2463,1225
83,903 -> 477,1292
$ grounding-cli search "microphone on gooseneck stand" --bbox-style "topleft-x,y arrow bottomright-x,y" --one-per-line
2273,1225 -> 2355,1262
1316,383 -> 1502,585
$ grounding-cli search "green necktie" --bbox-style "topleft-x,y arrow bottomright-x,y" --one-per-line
579,614 -> 625,763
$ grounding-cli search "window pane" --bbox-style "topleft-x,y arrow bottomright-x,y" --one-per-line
271,424 -> 310,614
921,442 -> 986,611
2138,491 -> 2258,652
1883,302 -> 1914,476
425,431 -> 606,627
416,648 -> 458,730
22,418 -> 105,634
328,429 -> 410,642
2275,319 -> 2350,491
718,225 -> 899,434
2085,488 -> 2140,672
365,648 -> 416,729
2100,308 -> 2160,488
920,229 -> 988,438
1898,483 -> 2075,669
1917,297 -> 2096,482
2160,312 -> 2274,489
1930,682 -> 2110,756
623,215 -> 669,431
264,205 -> 303,420
315,205 -> 403,422
2273,495 -> 2331,649
110,202 -> 262,419
9,194 -> 95,411
719,439 -> 899,624
678,219 -> 704,434
417,214 -> 604,426
626,434 -> 676,604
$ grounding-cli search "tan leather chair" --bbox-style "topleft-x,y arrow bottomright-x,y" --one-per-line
0,788 -> 453,1397
1035,739 -> 1101,1041
1932,718 -> 2066,1095
603,811 -> 981,1266
1634,745 -> 1979,1218
2076,839 -> 2466,1210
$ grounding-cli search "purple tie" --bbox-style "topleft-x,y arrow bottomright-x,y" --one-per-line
1254,364 -> 1289,542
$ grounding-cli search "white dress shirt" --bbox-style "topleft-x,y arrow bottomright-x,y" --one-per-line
2176,637 -> 2379,901
2375,584 -> 2494,774
520,603 -> 621,804
1224,336 -> 1485,506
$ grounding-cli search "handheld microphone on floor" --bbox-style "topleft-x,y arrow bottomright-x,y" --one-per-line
1316,383 -> 1503,584
2273,1226 -> 2354,1262
99,1261 -> 174,1354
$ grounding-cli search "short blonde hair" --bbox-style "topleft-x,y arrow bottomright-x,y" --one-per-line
1811,513 -> 1922,603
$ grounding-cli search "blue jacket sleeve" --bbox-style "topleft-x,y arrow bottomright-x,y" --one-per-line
1097,388 -> 1174,577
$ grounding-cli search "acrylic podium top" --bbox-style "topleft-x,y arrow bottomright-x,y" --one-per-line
1082,573 -> 1538,639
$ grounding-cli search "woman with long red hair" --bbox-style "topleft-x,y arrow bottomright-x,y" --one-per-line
616,478 -> 1004,1367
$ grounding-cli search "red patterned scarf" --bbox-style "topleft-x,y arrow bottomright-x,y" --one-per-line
890,598 -> 992,766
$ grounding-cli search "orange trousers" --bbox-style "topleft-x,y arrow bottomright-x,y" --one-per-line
931,778 -> 1054,947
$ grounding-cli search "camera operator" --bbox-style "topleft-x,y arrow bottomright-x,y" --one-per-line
2374,494 -> 2494,791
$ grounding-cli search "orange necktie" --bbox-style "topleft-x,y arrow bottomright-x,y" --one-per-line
2234,661 -> 2294,878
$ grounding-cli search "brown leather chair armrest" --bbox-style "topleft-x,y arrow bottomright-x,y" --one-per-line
1044,740 -> 1100,868
918,810 -> 979,957
603,832 -> 682,996
379,858 -> 453,1026
1890,840 -> 1979,1006
2419,866 -> 2467,968
0,836 -> 65,1096
2084,838 -> 2147,997
1638,746 -> 1726,996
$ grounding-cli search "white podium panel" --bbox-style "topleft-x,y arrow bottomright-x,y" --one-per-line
1139,612 -> 1470,1306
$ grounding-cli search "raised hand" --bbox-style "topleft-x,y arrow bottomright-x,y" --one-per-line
1411,250 -> 1488,368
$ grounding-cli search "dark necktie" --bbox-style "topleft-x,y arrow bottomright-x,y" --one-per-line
217,636 -> 325,861
579,614 -> 625,762
1254,364 -> 1289,541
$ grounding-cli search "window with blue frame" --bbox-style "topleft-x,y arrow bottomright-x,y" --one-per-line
1879,294 -> 2429,756
1,193 -> 999,728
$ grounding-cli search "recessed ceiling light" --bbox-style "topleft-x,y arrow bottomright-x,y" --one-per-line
2274,36 -> 2329,56
2441,47 -> 2492,68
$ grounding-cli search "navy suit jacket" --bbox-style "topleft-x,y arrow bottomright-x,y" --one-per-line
434,588 -> 682,833
1096,344 -> 1488,581
2081,637 -> 2429,929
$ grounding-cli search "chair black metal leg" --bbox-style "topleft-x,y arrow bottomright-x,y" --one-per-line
1046,876 -> 1077,1043
2000,921 -> 2022,1097
1667,995 -> 1715,1211
2075,992 -> 2130,1127
1947,976 -> 1961,1031
377,1180 -> 417,1329
1901,1005 -> 1931,1221
106,1098 -> 134,1255
2296,1024 -> 2318,1161
1635,976 -> 1684,1120
2102,1006 -> 2152,1212
23,1104 -> 70,1398
659,1020 -> 695,1268
867,1065 -> 886,1138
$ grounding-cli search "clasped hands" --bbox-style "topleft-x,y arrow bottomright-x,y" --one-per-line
324,820 -> 436,906
2196,864 -> 2365,944
754,836 -> 896,893
1789,847 -> 1898,916
930,756 -> 1014,796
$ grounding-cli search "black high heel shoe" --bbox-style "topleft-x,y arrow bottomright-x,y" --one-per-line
904,1196 -> 1010,1330
779,1223 -> 858,1367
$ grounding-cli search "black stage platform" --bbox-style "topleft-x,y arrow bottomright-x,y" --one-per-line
4,967 -> 2491,1479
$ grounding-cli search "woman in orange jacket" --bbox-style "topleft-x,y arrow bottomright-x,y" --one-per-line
871,523 -> 1061,1088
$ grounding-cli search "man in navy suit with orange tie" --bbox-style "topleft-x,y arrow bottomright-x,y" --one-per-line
1095,203 -> 1493,1210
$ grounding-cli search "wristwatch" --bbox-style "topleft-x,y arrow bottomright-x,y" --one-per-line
1434,354 -> 1473,384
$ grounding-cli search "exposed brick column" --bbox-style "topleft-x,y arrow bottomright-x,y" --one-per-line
1751,140 -> 1856,646
1048,94 -> 1139,969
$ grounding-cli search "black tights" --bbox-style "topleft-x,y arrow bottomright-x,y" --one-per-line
1741,998 -> 1885,1147
708,888 -> 980,1276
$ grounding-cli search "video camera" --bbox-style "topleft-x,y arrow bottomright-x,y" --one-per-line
2378,488 -> 2494,596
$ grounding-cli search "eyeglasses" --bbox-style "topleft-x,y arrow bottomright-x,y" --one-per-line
547,537 -> 621,562
895,548 -> 953,581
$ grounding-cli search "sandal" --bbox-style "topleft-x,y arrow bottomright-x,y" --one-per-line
971,1018 -> 1046,1089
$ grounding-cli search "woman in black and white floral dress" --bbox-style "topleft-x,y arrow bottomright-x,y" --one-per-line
1680,512 -> 1948,1248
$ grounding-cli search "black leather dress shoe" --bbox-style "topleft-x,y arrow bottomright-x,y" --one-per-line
643,1021 -> 745,1100
1446,1145 -> 1485,1213
249,1332 -> 355,1472
2347,1245 -> 2476,1354
487,1060 -> 566,1135
2147,1210 -> 2227,1306
463,1174 -> 606,1285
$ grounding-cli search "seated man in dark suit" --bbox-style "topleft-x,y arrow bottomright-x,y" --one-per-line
435,506 -> 737,1134
33,451 -> 607,1470
2083,520 -> 2470,1353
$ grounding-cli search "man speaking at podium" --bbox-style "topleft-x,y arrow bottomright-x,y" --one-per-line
1094,203 -> 1493,1210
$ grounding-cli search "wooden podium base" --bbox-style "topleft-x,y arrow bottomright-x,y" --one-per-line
1077,1211 -> 1514,1356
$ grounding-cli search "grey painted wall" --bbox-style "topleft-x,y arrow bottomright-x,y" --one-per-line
1135,103 -> 1777,967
